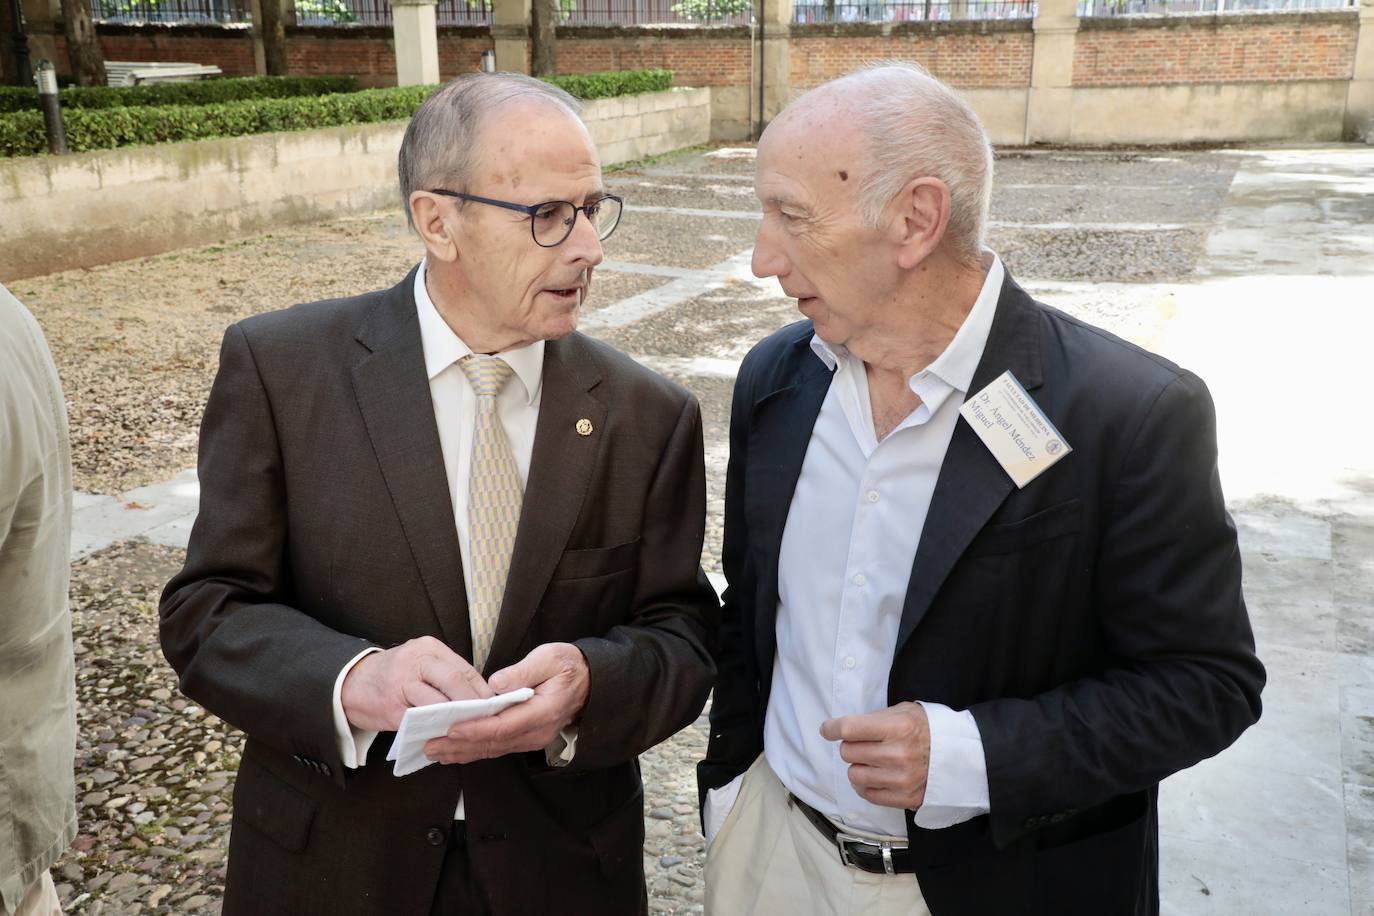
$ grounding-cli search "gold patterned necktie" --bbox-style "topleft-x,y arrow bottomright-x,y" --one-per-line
458,354 -> 523,671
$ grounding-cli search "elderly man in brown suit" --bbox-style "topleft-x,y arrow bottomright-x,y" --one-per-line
159,73 -> 717,915
0,283 -> 77,916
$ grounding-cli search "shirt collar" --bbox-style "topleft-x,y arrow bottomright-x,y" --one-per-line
808,250 -> 1004,397
414,259 -> 544,405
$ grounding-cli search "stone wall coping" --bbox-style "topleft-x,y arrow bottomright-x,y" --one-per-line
1077,8 -> 1357,30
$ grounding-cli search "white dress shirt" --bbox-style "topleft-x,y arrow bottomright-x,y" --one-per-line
709,253 -> 1005,845
329,262 -> 570,818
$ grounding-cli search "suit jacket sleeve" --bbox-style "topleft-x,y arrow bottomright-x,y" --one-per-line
971,371 -> 1265,847
568,392 -> 719,770
159,324 -> 374,782
697,353 -> 765,807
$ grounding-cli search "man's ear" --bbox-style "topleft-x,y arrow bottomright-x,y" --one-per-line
888,177 -> 952,271
410,191 -> 461,264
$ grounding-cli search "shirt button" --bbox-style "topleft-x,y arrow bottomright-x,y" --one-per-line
866,490 -> 879,503
852,573 -> 866,587
426,827 -> 446,846
844,656 -> 856,669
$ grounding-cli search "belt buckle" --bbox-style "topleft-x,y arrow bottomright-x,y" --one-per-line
835,832 -> 898,875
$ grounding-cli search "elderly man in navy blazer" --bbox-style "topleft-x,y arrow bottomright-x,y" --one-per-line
699,62 -> 1264,916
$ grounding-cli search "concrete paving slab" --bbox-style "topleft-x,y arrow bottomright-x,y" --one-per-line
1333,518 -> 1374,659
1345,782 -> 1374,916
1162,758 -> 1346,869
1234,508 -> 1333,563
1159,834 -> 1350,916
70,470 -> 199,560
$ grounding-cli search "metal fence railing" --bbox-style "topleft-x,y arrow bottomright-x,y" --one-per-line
91,0 -> 249,23
293,0 -> 491,25
1078,0 -> 1352,13
91,0 -> 491,25
792,0 -> 1035,22
89,0 -> 1353,27
561,0 -> 752,25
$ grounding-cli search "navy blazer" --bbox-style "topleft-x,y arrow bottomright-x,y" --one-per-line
699,271 -> 1265,916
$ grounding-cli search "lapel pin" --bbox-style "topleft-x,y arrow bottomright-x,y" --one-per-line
576,418 -> 593,437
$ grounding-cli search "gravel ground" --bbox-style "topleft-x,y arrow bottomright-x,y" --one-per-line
55,542 -> 238,916
21,144 -> 1243,914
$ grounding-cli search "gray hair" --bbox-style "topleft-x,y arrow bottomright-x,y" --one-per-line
814,61 -> 993,264
398,72 -> 583,228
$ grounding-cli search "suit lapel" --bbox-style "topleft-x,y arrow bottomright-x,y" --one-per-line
745,333 -> 833,678
485,333 -> 605,675
350,268 -> 473,657
894,273 -> 1046,655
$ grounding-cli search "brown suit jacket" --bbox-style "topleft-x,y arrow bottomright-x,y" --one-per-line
160,267 -> 718,915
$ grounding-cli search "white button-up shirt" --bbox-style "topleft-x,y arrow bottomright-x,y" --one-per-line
761,253 -> 1005,838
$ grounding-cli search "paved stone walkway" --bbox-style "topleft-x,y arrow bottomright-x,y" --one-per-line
43,144 -> 1374,914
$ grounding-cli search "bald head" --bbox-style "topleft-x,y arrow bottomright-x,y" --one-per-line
772,62 -> 994,264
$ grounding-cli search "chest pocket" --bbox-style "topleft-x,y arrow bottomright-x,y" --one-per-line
965,498 -> 1082,558
550,538 -> 641,581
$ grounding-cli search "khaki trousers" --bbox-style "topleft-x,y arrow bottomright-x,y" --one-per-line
705,756 -> 932,916
15,871 -> 61,916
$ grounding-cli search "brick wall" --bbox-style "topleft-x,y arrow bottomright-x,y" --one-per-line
82,25 -> 259,77
790,22 -> 1034,89
1074,12 -> 1358,86
64,12 -> 1357,93
284,26 -> 493,83
68,24 -> 494,84
555,27 -> 752,87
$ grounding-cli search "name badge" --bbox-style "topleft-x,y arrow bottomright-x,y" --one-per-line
959,371 -> 1072,488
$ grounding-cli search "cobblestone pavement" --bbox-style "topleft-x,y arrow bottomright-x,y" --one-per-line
23,143 -> 1325,914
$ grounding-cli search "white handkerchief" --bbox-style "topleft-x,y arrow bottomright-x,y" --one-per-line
386,687 -> 534,777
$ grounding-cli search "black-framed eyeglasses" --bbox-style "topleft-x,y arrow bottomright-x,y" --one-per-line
429,189 -> 624,248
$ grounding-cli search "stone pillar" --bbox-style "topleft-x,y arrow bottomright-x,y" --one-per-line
756,0 -> 792,134
1346,0 -> 1374,142
490,0 -> 530,73
1024,0 -> 1078,144
393,0 -> 440,86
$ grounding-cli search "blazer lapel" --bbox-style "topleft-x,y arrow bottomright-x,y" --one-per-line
744,332 -> 834,678
485,333 -> 606,675
894,272 -> 1046,655
350,268 -> 473,657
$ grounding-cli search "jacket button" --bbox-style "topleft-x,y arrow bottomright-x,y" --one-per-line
426,827 -> 446,846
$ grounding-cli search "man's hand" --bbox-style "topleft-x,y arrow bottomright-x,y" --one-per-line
424,643 -> 590,765
820,701 -> 930,810
340,636 -> 493,733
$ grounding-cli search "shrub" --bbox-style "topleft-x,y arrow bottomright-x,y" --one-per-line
543,69 -> 673,101
0,75 -> 360,115
0,69 -> 677,159
0,85 -> 432,158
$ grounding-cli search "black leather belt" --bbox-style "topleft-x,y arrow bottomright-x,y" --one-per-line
789,794 -> 915,875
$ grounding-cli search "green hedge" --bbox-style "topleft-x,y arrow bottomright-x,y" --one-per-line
0,85 -> 431,158
0,69 -> 677,159
0,75 -> 359,115
543,69 -> 673,101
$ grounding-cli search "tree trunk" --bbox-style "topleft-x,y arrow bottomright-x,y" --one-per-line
823,0 -> 834,21
1,0 -> 19,87
530,0 -> 556,76
60,0 -> 105,86
259,0 -> 287,76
